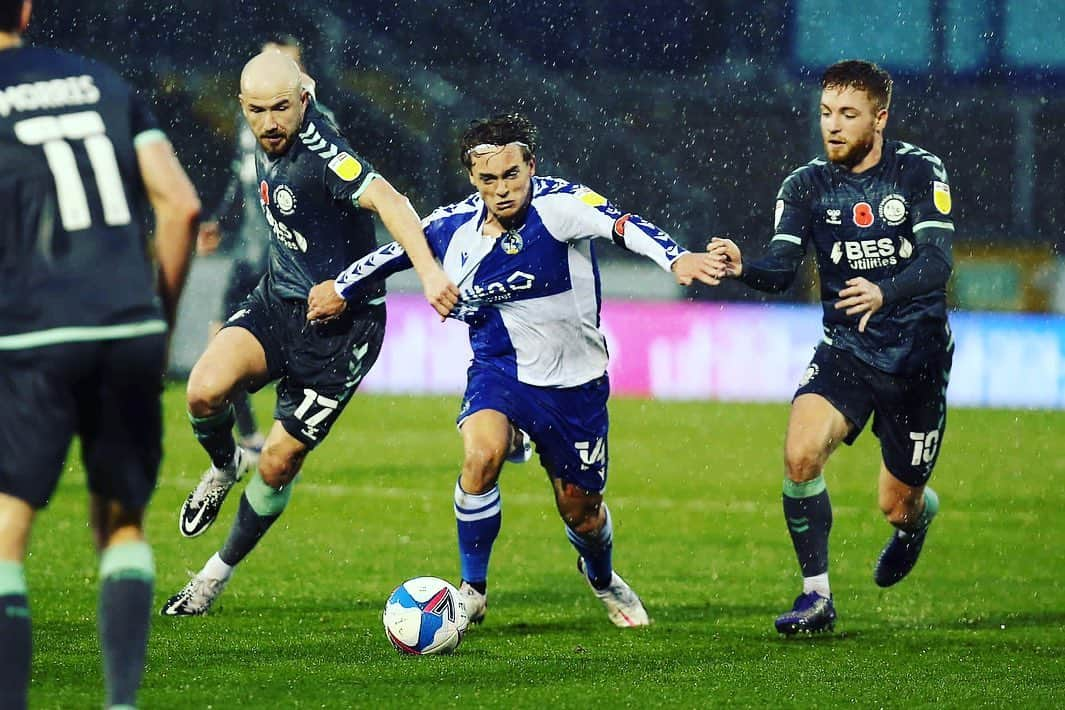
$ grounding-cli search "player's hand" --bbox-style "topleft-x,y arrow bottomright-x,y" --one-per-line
196,221 -> 221,255
835,277 -> 883,333
671,252 -> 726,286
709,237 -> 743,278
307,280 -> 348,323
420,265 -> 459,321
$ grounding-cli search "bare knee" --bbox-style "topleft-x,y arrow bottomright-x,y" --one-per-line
461,442 -> 506,494
784,443 -> 826,483
186,368 -> 231,417
258,443 -> 304,488
879,489 -> 924,527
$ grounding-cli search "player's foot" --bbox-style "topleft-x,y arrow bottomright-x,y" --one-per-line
577,557 -> 650,628
458,581 -> 487,625
774,591 -> 836,635
506,427 -> 532,464
874,524 -> 930,588
179,448 -> 249,538
239,433 -> 265,469
160,572 -> 229,616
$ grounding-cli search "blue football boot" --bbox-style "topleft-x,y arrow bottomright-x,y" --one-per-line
775,592 -> 836,635
874,524 -> 929,588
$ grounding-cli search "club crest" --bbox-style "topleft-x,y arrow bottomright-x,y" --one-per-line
500,230 -> 524,255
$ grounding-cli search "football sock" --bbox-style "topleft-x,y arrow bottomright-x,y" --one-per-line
232,391 -> 259,440
566,503 -> 614,590
98,542 -> 154,710
219,472 -> 294,566
783,475 -> 833,577
899,487 -> 939,536
802,572 -> 831,598
0,561 -> 30,710
454,479 -> 501,585
189,405 -> 237,470
202,552 -> 234,581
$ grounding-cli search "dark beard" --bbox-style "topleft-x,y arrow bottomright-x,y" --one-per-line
832,135 -> 875,169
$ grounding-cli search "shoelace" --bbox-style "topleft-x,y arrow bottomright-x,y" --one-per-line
189,454 -> 241,506
187,577 -> 225,610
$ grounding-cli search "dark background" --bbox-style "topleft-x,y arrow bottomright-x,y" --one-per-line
25,0 -> 1065,306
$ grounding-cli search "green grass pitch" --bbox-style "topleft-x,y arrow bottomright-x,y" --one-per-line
26,386 -> 1065,707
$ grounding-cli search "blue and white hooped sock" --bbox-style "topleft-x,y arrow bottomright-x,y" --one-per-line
454,479 -> 502,585
566,503 -> 614,590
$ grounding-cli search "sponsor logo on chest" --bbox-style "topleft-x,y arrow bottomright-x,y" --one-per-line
830,236 -> 913,271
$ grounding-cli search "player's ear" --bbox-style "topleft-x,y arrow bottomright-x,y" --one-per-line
528,156 -> 536,176
467,170 -> 477,188
876,108 -> 889,132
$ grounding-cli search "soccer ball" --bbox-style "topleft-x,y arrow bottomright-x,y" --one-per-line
383,577 -> 468,655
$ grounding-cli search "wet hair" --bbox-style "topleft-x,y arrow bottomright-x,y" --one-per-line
0,0 -> 24,32
459,113 -> 537,171
822,60 -> 893,112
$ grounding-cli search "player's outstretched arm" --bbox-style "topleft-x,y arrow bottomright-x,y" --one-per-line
137,138 -> 200,328
670,251 -> 727,286
357,178 -> 458,319
308,242 -> 413,322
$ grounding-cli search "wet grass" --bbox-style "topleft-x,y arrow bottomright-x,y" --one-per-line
27,388 -> 1065,707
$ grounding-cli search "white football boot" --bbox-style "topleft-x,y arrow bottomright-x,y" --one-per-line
578,557 -> 650,628
458,581 -> 487,625
179,447 -> 250,538
160,572 -> 229,616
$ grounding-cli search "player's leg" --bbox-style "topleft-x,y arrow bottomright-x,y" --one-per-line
165,307 -> 383,616
536,375 -> 646,627
871,349 -> 950,588
775,345 -> 874,634
454,408 -> 510,623
79,333 -> 166,708
163,421 -> 308,617
774,392 -> 852,634
0,347 -> 84,708
0,495 -> 34,710
90,498 -> 154,710
224,261 -> 267,456
180,325 -> 270,537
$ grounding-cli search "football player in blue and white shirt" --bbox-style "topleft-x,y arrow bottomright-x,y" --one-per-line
308,114 -> 725,628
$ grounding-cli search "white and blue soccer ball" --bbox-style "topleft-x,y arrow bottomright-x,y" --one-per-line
383,576 -> 468,655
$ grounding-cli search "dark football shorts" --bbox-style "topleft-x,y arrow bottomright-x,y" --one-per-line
222,280 -> 385,448
457,364 -> 611,493
794,341 -> 953,487
0,333 -> 167,510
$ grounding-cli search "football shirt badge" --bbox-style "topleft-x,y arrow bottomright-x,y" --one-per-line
933,181 -> 951,214
500,230 -> 523,255
328,152 -> 363,181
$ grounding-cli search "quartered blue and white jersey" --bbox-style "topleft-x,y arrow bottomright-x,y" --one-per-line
335,176 -> 688,388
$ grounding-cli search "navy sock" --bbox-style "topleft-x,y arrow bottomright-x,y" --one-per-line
454,479 -> 501,586
189,405 -> 237,470
219,473 -> 293,566
98,542 -> 154,708
783,476 -> 833,577
0,561 -> 30,710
